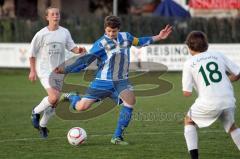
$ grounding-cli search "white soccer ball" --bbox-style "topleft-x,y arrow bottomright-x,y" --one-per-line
67,127 -> 87,146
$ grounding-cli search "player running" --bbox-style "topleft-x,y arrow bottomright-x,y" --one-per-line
29,7 -> 86,138
55,15 -> 172,145
182,31 -> 240,159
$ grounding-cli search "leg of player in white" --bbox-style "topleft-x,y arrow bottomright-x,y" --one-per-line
184,116 -> 198,159
229,124 -> 240,150
184,107 -> 240,159
219,108 -> 240,150
33,88 -> 60,114
31,76 -> 62,138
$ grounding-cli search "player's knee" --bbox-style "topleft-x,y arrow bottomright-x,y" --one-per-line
125,97 -> 136,106
48,94 -> 59,105
184,116 -> 195,125
228,123 -> 238,133
129,98 -> 136,106
120,90 -> 136,105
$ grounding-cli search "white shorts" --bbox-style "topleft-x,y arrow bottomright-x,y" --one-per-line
187,106 -> 235,132
39,73 -> 64,91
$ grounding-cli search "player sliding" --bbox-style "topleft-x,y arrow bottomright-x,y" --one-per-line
29,7 -> 86,138
55,15 -> 172,145
182,31 -> 240,159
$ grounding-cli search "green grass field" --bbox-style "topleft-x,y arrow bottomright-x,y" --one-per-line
0,69 -> 240,159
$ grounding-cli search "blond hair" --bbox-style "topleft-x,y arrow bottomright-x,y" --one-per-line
45,7 -> 60,16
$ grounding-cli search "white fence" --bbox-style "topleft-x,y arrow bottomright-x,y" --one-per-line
0,43 -> 240,71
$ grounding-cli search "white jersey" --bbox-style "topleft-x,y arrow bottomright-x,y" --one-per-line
182,51 -> 240,110
29,26 -> 76,77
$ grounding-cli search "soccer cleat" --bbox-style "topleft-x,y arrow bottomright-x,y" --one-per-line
31,112 -> 40,129
110,137 -> 129,145
59,92 -> 78,102
39,127 -> 49,138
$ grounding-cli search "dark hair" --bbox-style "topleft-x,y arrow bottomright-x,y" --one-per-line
185,31 -> 208,52
104,15 -> 121,29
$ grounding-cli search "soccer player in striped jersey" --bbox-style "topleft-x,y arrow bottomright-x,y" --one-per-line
182,31 -> 240,159
55,15 -> 172,145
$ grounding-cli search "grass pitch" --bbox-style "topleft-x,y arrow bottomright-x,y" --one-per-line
0,69 -> 239,159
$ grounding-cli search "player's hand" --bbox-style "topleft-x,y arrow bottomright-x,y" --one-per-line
154,25 -> 173,41
78,47 -> 87,54
228,73 -> 240,82
54,67 -> 65,74
28,70 -> 37,82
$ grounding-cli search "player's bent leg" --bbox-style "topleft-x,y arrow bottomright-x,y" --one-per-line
33,88 -> 59,137
75,98 -> 96,112
111,90 -> 136,145
184,116 -> 199,159
111,99 -> 134,145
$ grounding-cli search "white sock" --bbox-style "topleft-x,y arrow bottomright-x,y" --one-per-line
39,107 -> 55,128
33,96 -> 51,114
231,128 -> 240,150
184,125 -> 198,151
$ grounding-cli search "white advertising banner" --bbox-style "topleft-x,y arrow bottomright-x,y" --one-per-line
0,43 -> 240,71
130,44 -> 240,71
130,44 -> 190,71
0,43 -> 30,68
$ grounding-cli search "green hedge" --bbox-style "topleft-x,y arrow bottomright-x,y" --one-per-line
0,16 -> 240,43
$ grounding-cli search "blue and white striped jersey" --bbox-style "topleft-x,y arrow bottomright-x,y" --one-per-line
64,32 -> 153,81
89,32 -> 153,81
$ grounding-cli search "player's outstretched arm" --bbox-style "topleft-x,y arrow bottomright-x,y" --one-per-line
153,25 -> 173,42
131,25 -> 172,47
54,54 -> 98,74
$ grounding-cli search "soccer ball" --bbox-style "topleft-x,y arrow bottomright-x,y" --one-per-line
67,127 -> 87,146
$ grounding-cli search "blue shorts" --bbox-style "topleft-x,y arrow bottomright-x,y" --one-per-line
83,79 -> 133,105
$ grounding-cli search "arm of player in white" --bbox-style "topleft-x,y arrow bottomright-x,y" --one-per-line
182,62 -> 193,97
71,46 -> 87,54
222,53 -> 240,82
28,57 -> 37,82
28,33 -> 39,82
228,73 -> 240,82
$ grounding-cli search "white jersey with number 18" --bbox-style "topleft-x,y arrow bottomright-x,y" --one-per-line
182,51 -> 240,110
